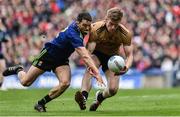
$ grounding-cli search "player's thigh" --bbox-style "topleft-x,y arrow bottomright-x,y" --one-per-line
54,65 -> 71,84
105,70 -> 119,90
0,59 -> 6,72
0,59 -> 5,82
24,65 -> 44,83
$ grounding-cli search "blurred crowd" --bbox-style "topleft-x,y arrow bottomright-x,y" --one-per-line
0,0 -> 179,74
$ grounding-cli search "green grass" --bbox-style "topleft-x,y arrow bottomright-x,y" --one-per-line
0,88 -> 180,116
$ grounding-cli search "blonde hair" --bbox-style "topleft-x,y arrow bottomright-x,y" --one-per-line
106,7 -> 123,21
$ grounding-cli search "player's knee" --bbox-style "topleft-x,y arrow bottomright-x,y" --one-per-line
60,81 -> 70,88
21,81 -> 31,87
109,88 -> 118,96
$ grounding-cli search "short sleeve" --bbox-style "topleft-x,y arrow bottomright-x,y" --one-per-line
119,24 -> 132,46
88,24 -> 98,42
89,31 -> 97,42
123,31 -> 132,46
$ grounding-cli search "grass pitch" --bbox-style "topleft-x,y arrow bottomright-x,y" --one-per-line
0,88 -> 180,116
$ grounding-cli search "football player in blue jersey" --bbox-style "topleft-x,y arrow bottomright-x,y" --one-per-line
3,12 -> 104,112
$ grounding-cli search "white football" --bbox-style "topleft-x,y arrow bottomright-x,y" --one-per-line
108,55 -> 125,73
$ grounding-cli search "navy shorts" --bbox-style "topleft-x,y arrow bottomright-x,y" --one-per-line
92,50 -> 112,72
32,48 -> 69,71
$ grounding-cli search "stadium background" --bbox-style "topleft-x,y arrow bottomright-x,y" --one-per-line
0,0 -> 179,89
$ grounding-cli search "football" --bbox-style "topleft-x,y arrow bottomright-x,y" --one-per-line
108,55 -> 125,73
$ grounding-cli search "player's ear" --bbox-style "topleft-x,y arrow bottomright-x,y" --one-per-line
76,21 -> 80,24
76,21 -> 80,27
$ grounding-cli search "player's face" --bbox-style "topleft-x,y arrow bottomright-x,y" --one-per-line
106,19 -> 119,33
78,19 -> 91,35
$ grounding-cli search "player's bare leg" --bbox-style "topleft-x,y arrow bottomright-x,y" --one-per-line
102,70 -> 119,98
75,70 -> 92,110
3,65 -> 44,86
3,65 -> 48,112
90,70 -> 119,111
49,65 -> 71,98
0,59 -> 6,90
75,55 -> 100,110
17,66 -> 44,86
35,65 -> 71,112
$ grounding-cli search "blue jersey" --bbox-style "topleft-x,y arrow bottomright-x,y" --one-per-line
44,21 -> 84,60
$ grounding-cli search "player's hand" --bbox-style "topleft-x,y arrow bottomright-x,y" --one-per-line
114,66 -> 128,76
87,67 -> 106,87
95,74 -> 106,88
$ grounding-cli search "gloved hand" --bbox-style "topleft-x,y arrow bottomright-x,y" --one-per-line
114,66 -> 128,76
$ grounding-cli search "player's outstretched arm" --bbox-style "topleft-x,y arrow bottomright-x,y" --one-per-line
116,31 -> 133,75
75,46 -> 105,86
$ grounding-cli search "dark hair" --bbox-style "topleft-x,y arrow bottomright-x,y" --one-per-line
77,12 -> 92,22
